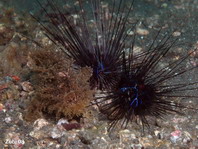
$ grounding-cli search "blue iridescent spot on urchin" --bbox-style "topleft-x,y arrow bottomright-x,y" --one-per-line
120,85 -> 142,108
94,62 -> 104,75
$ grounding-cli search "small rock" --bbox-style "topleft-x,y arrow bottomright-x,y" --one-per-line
57,118 -> 69,125
4,117 -> 12,123
183,131 -> 192,144
189,48 -> 198,58
119,129 -> 136,143
154,130 -> 163,139
17,112 -> 23,121
161,3 -> 168,8
0,103 -> 5,111
51,125 -> 65,139
172,117 -> 187,123
21,81 -> 33,92
33,118 -> 49,130
173,31 -> 181,37
56,144 -> 61,148
41,37 -> 53,46
78,131 -> 96,145
127,30 -> 134,36
170,130 -> 182,143
136,28 -> 149,35
131,144 -> 143,149
29,129 -> 48,140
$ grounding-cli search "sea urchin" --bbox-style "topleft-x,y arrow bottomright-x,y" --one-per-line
32,0 -> 135,89
95,31 -> 198,131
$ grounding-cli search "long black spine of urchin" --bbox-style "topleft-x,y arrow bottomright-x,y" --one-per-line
96,31 -> 198,131
32,0 -> 135,89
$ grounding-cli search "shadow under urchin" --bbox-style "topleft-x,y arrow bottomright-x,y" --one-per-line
32,0 -> 198,131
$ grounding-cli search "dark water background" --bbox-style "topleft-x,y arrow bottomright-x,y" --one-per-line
1,0 -> 198,46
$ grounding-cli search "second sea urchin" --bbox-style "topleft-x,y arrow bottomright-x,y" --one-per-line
95,31 -> 198,131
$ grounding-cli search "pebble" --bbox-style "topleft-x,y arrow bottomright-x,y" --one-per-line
78,130 -> 97,145
134,46 -> 143,55
4,116 -> 12,123
51,125 -> 65,139
173,31 -> 181,37
63,131 -> 79,146
189,47 -> 198,58
136,28 -> 149,35
172,117 -> 187,123
183,131 -> 192,144
161,3 -> 168,8
154,130 -> 163,139
56,144 -> 61,148
0,103 -> 5,111
119,129 -> 136,143
140,136 -> 154,147
17,112 -> 23,121
170,130 -> 182,143
57,118 -> 69,125
29,127 -> 50,140
33,119 -> 49,130
127,30 -> 134,36
41,37 -> 53,46
21,81 -> 33,92
131,144 -> 143,149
